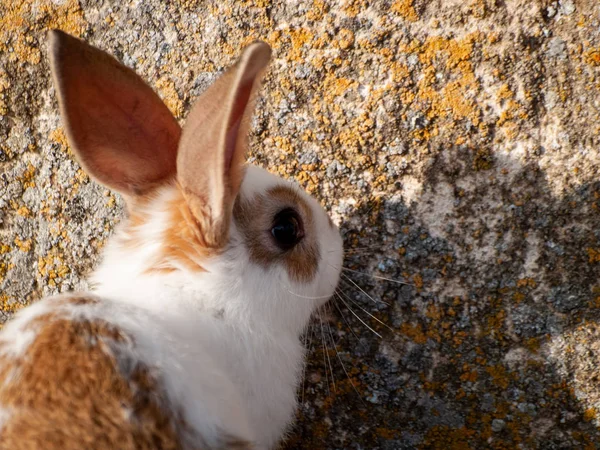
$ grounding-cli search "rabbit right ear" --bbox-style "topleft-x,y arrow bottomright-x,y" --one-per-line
48,30 -> 181,197
177,42 -> 271,249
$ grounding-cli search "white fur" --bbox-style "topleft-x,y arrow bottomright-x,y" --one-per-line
78,164 -> 344,449
0,298 -> 56,358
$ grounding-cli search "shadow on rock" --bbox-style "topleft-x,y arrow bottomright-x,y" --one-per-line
284,145 -> 600,449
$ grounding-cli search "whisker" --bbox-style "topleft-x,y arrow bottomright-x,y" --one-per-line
285,288 -> 335,300
318,310 -> 331,397
342,267 -> 414,286
319,310 -> 335,394
337,287 -> 395,334
300,326 -> 309,405
341,273 -> 391,307
342,247 -> 373,254
302,321 -> 318,405
332,293 -> 361,341
325,311 -> 366,407
335,292 -> 382,338
362,197 -> 383,216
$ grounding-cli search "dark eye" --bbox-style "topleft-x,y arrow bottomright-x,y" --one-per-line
271,208 -> 304,251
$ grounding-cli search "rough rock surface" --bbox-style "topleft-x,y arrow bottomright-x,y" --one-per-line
1,0 -> 600,448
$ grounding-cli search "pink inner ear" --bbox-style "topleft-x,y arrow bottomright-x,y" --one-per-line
51,30 -> 181,196
69,75 -> 180,192
224,78 -> 254,172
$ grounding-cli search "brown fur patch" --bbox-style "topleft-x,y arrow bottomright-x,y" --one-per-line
0,295 -> 252,449
233,185 -> 321,283
0,305 -> 184,449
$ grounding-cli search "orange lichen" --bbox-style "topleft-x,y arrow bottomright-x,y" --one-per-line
587,248 -> 600,263
399,33 -> 484,130
390,0 -> 419,22
584,48 -> 600,66
306,0 -> 328,21
286,27 -> 315,62
0,294 -> 24,315
322,73 -> 357,98
38,246 -> 70,287
420,426 -> 476,450
336,29 -> 355,50
13,237 -> 32,253
15,206 -> 32,217
516,278 -> 536,288
0,0 -> 86,65
400,322 -> 428,344
0,69 -> 9,115
342,0 -> 368,18
486,364 -> 510,389
155,76 -> 184,119
584,407 -> 597,422
17,163 -> 37,189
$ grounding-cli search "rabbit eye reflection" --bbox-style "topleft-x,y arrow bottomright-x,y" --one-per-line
271,208 -> 304,251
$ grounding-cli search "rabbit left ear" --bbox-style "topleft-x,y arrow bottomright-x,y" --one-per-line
48,30 -> 181,197
177,42 -> 271,249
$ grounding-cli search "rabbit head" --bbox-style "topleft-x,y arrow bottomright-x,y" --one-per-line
49,30 -> 343,335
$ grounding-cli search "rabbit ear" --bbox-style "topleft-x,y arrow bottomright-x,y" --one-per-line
177,42 -> 271,249
48,30 -> 181,197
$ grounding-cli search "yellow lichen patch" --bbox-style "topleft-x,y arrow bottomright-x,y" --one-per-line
0,69 -> 10,115
38,246 -> 70,287
472,147 -> 493,171
155,76 -> 184,118
584,407 -> 598,422
74,168 -> 89,185
285,27 -> 315,62
0,0 -> 86,65
460,364 -> 479,382
0,294 -> 24,315
413,273 -> 423,289
13,237 -> 32,253
335,29 -> 355,50
496,83 -> 514,102
322,73 -> 358,98
400,322 -> 428,344
390,0 -> 419,22
0,262 -> 7,283
342,0 -> 368,18
49,126 -> 73,156
306,0 -> 328,21
486,364 -> 510,389
420,425 -> 476,450
469,0 -> 486,19
587,247 -> 600,263
516,277 -> 536,288
584,48 -> 600,67
389,61 -> 411,83
402,33 -> 483,129
17,163 -> 37,189
16,206 -> 32,217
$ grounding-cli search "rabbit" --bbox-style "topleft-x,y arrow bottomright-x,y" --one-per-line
0,29 -> 343,450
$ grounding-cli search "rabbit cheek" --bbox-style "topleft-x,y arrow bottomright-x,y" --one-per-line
234,184 -> 321,284
0,307 -> 184,449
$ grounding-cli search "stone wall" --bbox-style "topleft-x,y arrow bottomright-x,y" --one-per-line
1,0 -> 600,448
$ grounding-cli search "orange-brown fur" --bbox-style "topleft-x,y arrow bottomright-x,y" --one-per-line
121,185 -> 220,275
0,297 -> 187,450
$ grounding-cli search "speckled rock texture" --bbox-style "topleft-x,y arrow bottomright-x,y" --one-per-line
1,0 -> 600,448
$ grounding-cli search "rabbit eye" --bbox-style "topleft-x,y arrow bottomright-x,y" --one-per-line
271,208 -> 304,251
